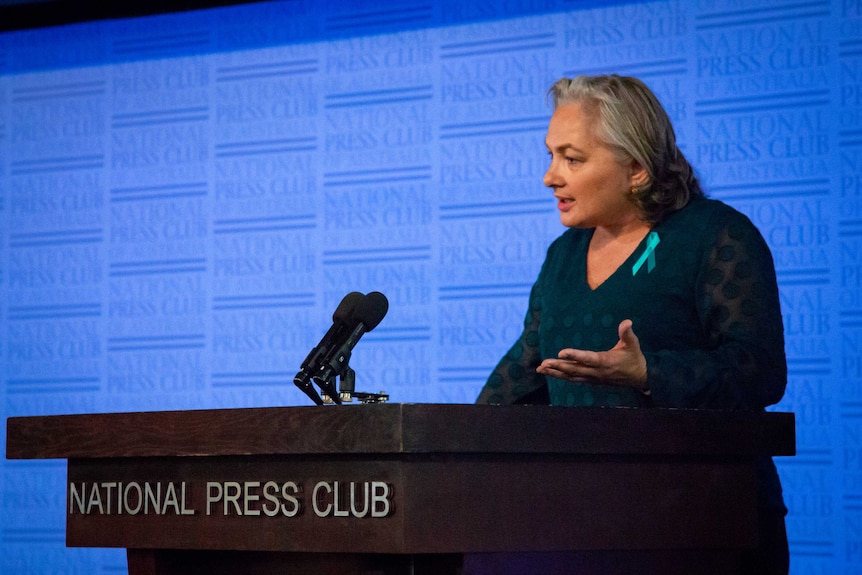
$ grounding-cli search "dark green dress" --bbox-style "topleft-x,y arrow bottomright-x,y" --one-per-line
477,195 -> 787,511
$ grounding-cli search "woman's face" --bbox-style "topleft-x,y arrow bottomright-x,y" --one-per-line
543,103 -> 645,231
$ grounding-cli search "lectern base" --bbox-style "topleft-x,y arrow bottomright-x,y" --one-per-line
128,548 -> 742,575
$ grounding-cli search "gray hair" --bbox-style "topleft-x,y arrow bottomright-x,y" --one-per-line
548,75 -> 702,223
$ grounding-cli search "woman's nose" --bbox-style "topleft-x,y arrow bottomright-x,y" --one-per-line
543,160 -> 561,189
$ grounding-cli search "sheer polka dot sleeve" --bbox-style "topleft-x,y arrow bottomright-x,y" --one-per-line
644,213 -> 787,410
476,280 -> 549,405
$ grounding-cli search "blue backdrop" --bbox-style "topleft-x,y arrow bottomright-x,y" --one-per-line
1,0 -> 860,572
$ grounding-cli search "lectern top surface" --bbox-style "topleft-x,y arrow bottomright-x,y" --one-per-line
6,403 -> 795,461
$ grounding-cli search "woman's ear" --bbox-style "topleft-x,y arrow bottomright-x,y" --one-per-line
629,160 -> 649,191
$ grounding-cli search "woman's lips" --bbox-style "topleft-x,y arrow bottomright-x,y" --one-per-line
557,197 -> 574,211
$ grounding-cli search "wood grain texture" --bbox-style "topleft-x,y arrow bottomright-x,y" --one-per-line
4,404 -> 795,573
6,404 -> 795,460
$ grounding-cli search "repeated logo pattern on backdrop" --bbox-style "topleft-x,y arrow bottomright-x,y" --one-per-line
0,0 -> 860,572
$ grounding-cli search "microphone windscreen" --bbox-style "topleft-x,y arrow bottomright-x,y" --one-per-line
353,291 -> 389,331
333,291 -> 364,323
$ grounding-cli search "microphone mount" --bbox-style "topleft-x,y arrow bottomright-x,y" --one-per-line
318,362 -> 389,405
295,291 -> 390,406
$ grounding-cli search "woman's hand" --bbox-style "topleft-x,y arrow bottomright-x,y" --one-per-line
536,319 -> 649,390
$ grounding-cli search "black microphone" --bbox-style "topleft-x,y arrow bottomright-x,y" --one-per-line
294,292 -> 364,405
312,291 -> 389,397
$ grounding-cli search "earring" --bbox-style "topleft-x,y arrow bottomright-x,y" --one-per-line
631,185 -> 637,194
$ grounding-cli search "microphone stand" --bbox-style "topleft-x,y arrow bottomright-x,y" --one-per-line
337,366 -> 356,403
294,370 -> 324,405
316,373 -> 342,405
319,361 -> 353,404
318,363 -> 389,404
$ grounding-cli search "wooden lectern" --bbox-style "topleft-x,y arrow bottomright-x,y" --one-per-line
6,404 -> 795,574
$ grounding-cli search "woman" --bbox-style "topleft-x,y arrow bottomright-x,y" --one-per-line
476,75 -> 789,573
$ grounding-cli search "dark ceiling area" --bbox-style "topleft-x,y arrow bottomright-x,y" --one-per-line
0,0 -> 267,32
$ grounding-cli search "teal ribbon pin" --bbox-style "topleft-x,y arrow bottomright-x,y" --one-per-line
632,231 -> 660,276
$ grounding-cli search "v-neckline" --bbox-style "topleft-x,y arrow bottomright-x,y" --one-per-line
582,227 -> 653,292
